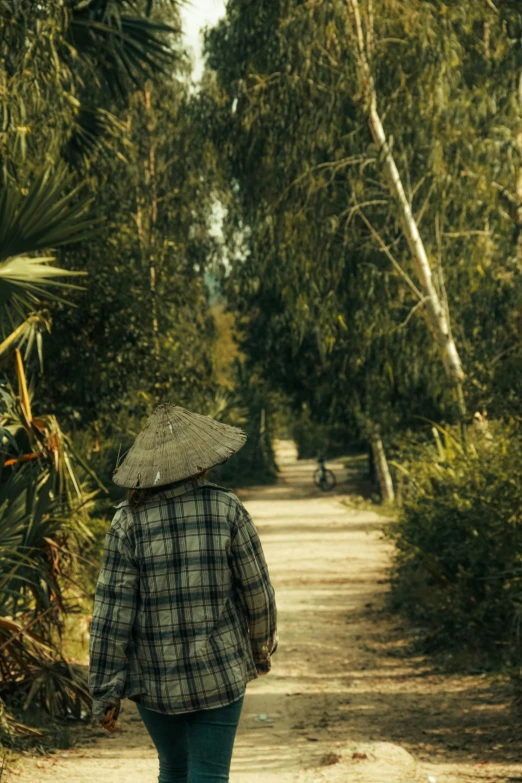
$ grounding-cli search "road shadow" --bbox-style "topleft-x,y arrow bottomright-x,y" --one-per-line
239,451 -> 375,504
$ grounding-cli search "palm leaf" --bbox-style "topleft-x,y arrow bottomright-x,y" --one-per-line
0,256 -> 84,314
0,462 -> 93,620
63,106 -> 129,167
0,616 -> 92,721
0,385 -> 102,518
0,617 -> 55,659
0,168 -> 94,262
19,659 -> 92,719
0,699 -> 44,740
0,169 -> 92,331
69,9 -> 180,96
0,312 -> 50,366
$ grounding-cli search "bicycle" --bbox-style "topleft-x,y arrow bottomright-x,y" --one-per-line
313,456 -> 337,492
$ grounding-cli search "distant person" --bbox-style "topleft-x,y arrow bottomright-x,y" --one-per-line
89,404 -> 278,783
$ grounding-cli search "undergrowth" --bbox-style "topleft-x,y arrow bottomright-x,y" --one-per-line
388,422 -> 522,689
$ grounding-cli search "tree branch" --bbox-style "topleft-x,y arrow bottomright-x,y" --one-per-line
355,205 -> 424,301
398,296 -> 430,329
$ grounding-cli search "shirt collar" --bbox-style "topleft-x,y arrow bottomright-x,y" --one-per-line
155,476 -> 213,501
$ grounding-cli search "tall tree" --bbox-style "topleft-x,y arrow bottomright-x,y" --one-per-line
204,0 -> 522,451
0,0 -> 189,731
39,76 -> 223,429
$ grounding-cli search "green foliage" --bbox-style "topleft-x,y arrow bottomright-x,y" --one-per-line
38,75 -> 223,427
0,0 -> 190,741
68,4 -> 180,98
291,406 -> 330,461
0,169 -> 91,360
0,0 -> 182,178
289,404 -> 356,460
204,0 -> 522,441
203,3 -> 522,689
0,169 -> 93,263
202,362 -> 279,487
0,380 -> 100,726
390,424 -> 522,667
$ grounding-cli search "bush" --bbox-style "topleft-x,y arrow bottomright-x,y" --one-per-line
290,404 -> 360,460
389,423 -> 522,668
209,430 -> 277,488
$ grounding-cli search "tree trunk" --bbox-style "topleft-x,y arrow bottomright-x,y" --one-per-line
517,73 -> 522,264
367,440 -> 377,484
347,0 -> 465,393
371,434 -> 394,504
144,87 -> 161,365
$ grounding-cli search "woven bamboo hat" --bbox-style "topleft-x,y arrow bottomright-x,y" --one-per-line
112,404 -> 247,489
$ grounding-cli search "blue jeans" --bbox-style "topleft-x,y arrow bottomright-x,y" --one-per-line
137,693 -> 245,783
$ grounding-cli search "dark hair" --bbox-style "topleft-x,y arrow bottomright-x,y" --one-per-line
127,471 -> 207,510
128,487 -> 157,509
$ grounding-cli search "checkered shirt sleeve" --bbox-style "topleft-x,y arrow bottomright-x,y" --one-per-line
230,504 -> 278,671
88,507 -> 139,721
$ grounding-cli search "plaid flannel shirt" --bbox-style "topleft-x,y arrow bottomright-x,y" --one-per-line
88,478 -> 277,721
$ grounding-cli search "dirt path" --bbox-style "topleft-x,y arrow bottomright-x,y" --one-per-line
8,442 -> 522,782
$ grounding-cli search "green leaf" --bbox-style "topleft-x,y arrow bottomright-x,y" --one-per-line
69,11 -> 181,96
0,168 -> 95,262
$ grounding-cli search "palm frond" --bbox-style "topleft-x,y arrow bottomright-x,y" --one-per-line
0,373 -> 103,509
0,616 -> 55,660
0,377 -> 100,619
0,698 -> 44,741
0,312 -> 50,367
69,9 -> 180,96
0,255 -> 84,319
63,106 -> 129,167
0,616 -> 92,721
0,467 -> 56,610
20,660 -> 91,718
0,168 -> 94,262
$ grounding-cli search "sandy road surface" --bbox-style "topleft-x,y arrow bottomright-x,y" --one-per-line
7,442 -> 522,782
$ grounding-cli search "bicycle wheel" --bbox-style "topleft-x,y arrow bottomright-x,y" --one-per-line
314,468 -> 336,491
313,468 -> 324,489
319,469 -> 336,492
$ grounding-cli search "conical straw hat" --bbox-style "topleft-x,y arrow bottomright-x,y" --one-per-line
112,404 -> 247,488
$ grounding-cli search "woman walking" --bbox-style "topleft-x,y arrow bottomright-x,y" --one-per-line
88,404 -> 278,782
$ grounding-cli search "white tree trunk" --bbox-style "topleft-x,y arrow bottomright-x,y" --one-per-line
347,0 -> 465,387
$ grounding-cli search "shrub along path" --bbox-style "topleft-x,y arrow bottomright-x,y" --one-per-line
8,442 -> 522,782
